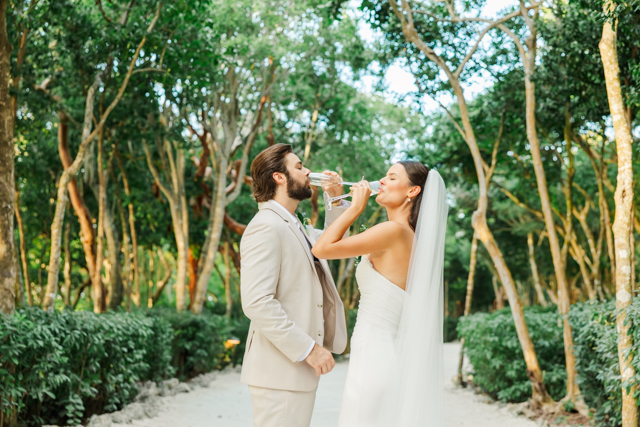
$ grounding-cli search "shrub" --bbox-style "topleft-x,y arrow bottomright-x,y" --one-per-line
0,308 -> 173,427
228,315 -> 251,366
457,306 -> 566,402
569,298 -> 640,427
147,308 -> 232,380
0,308 -> 243,426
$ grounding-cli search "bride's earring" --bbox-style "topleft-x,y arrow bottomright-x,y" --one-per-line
408,197 -> 412,202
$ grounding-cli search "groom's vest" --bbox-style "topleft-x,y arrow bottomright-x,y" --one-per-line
240,201 -> 348,392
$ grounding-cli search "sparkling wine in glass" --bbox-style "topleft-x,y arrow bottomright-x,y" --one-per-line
308,172 -> 359,188
324,181 -> 381,211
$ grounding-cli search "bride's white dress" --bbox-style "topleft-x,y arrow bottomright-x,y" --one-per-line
337,256 -> 406,427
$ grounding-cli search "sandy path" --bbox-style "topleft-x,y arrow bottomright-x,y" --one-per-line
131,343 -> 537,427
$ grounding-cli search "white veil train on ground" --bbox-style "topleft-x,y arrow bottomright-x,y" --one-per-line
377,170 -> 448,427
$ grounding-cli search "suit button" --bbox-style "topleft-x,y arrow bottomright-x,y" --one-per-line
317,303 -> 323,308
318,331 -> 322,336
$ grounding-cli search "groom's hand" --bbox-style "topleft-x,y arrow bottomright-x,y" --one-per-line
304,343 -> 335,376
322,170 -> 343,199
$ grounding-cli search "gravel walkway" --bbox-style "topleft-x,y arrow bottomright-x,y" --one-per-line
129,343 -> 539,427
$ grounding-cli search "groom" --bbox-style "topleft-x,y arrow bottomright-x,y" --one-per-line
240,143 -> 348,427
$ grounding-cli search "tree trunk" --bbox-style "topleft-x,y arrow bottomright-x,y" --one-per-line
444,279 -> 449,317
144,138 -> 188,311
191,156 -> 228,313
15,190 -> 32,306
171,202 -> 188,311
491,276 -> 504,310
631,208 -> 635,294
114,188 -> 132,310
104,199 -> 123,309
514,20 -> 584,409
57,117 -> 98,285
0,0 -> 16,315
152,248 -> 172,302
569,241 -> 597,301
599,7 -> 639,426
14,237 -> 24,306
457,232 -> 479,386
310,186 -> 320,227
63,221 -> 72,306
191,72 -> 269,314
92,128 -> 107,313
115,148 -> 139,307
188,247 -> 198,306
147,250 -> 154,308
528,233 -> 548,307
453,77 -> 549,404
224,241 -> 232,318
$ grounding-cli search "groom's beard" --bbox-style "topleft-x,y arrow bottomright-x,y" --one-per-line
285,172 -> 313,201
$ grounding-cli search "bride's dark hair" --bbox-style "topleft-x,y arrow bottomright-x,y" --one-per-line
398,161 -> 430,231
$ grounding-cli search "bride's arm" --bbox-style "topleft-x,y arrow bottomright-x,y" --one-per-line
312,182 -> 402,259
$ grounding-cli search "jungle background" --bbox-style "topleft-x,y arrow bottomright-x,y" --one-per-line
2,0 -> 640,426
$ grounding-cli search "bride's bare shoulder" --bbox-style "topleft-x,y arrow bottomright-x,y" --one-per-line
369,220 -> 413,236
367,220 -> 404,234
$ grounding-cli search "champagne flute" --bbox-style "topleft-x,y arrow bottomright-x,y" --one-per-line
324,181 -> 381,211
308,172 -> 360,188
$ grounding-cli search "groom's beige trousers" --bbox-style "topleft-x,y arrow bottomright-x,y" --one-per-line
249,385 -> 317,427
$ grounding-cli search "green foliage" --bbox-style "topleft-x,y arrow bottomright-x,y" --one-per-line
0,308 -> 173,426
444,316 -> 459,343
147,308 -> 232,380
457,306 -> 567,403
0,308 -> 243,426
569,298 -> 640,427
228,315 -> 251,366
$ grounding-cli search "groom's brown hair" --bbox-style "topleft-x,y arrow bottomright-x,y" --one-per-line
251,144 -> 293,203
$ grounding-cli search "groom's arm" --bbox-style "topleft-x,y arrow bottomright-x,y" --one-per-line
240,222 -> 314,363
307,201 -> 351,241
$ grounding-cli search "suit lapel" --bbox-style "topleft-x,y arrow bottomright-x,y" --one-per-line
260,202 -> 319,277
287,220 -> 318,271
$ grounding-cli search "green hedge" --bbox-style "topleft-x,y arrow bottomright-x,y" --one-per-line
569,298 -> 640,427
0,308 -> 172,426
457,306 -> 567,403
458,300 -> 640,427
0,308 -> 243,427
147,308 -> 232,380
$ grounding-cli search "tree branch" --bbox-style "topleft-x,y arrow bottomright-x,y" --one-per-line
143,139 -> 173,201
95,0 -> 114,23
498,185 -> 544,219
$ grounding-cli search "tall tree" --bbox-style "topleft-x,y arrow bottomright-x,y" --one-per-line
144,124 -> 190,312
0,0 -> 15,315
42,2 -> 163,312
599,1 -> 639,425
377,0 -> 553,406
499,4 -> 586,410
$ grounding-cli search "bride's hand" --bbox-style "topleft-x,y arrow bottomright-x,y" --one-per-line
349,180 -> 371,213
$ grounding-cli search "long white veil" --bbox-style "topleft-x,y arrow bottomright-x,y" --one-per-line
377,170 -> 448,426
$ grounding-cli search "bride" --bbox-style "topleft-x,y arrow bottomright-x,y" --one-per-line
312,161 -> 448,427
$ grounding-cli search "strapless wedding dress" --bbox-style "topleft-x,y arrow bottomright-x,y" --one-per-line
337,256 -> 406,427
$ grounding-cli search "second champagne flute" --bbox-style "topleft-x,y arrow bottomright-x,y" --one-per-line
324,181 -> 381,211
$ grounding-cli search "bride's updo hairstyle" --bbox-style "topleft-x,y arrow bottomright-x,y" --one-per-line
398,161 -> 430,231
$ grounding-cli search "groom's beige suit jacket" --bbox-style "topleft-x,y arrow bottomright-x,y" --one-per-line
240,200 -> 348,392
